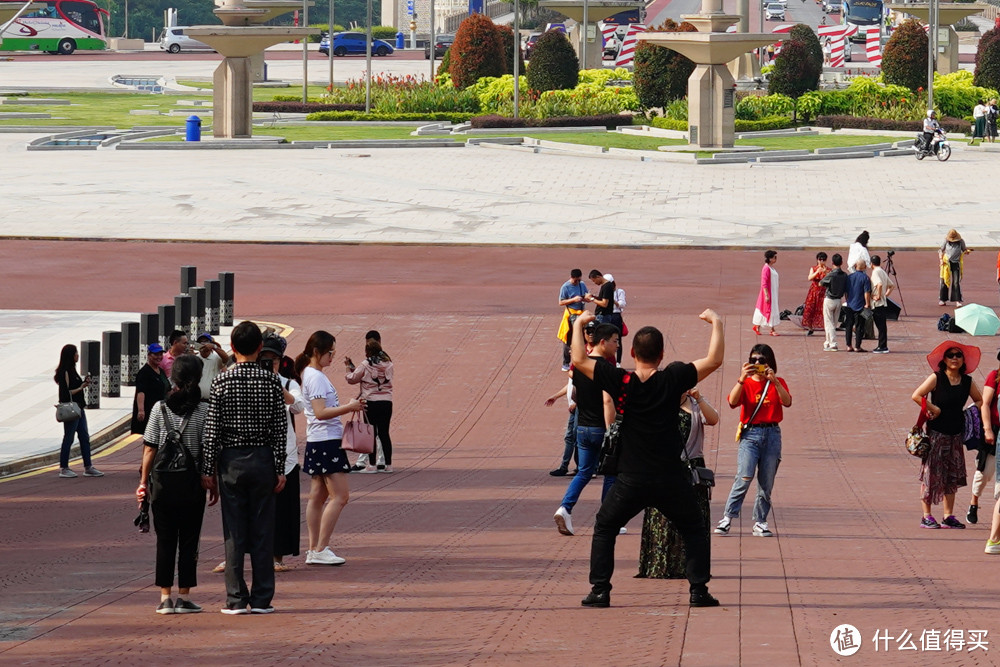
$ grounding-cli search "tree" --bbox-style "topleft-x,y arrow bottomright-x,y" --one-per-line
789,23 -> 822,74
526,30 -> 579,92
768,39 -> 821,103
632,20 -> 697,109
974,26 -> 1000,90
882,18 -> 928,92
449,13 -> 505,89
496,24 -> 525,75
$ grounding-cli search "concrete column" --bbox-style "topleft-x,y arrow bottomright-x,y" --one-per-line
80,340 -> 100,409
181,266 -> 197,294
101,330 -> 121,398
213,57 -> 254,138
190,286 -> 207,338
158,304 -> 176,346
687,63 -> 737,148
121,321 -> 140,386
219,272 -> 235,326
205,279 -> 221,335
175,294 -> 193,338
140,313 -> 159,359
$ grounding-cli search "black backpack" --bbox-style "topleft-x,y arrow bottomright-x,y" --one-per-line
152,403 -> 195,473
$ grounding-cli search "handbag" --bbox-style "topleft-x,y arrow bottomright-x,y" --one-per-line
55,400 -> 82,423
905,397 -> 931,459
596,372 -> 633,476
342,409 -> 375,454
735,379 -> 771,441
691,466 -> 715,488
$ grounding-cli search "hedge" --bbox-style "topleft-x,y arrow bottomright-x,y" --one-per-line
650,117 -> 689,131
650,116 -> 793,131
254,102 -> 365,113
306,111 -> 476,122
470,114 -> 634,129
815,114 -> 969,133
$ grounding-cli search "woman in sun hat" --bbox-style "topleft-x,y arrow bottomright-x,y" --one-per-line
939,229 -> 972,307
911,340 -> 983,529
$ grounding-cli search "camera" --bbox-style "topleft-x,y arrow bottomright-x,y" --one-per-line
754,364 -> 768,374
886,249 -> 895,257
258,357 -> 274,372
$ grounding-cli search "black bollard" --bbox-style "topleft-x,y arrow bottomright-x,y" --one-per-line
219,272 -> 234,326
80,340 -> 100,409
121,321 -> 140,386
101,330 -> 121,398
204,279 -> 221,335
189,286 -> 206,338
180,266 -> 197,294
157,304 -> 175,347
139,313 -> 159,360
174,294 -> 192,339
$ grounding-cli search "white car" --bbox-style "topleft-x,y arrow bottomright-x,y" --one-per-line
765,3 -> 786,20
158,27 -> 214,54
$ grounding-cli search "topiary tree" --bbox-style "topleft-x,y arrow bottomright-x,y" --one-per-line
789,23 -> 823,74
437,47 -> 451,77
633,20 -> 698,110
450,13 -> 505,89
768,39 -> 821,108
882,18 -> 928,92
496,24 -> 525,75
526,30 -> 579,93
974,27 -> 1000,90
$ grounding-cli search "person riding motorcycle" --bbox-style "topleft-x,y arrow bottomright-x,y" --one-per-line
922,110 -> 941,153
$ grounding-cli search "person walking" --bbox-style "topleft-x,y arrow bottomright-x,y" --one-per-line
869,255 -> 894,354
557,269 -> 591,372
972,350 -> 1000,531
843,259 -> 872,353
201,321 -> 288,615
544,372 -> 578,477
715,344 -> 792,538
131,343 -> 169,435
752,250 -> 780,336
345,339 -> 394,473
54,344 -> 102,478
911,341 -> 983,530
136,355 -> 214,614
801,252 -> 830,336
939,229 -> 971,307
570,309 -> 725,609
820,253 -> 848,352
294,330 -> 365,567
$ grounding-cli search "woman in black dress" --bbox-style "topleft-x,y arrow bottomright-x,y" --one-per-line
131,343 -> 170,435
55,344 -> 102,478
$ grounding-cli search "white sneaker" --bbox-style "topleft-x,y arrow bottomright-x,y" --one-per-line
360,465 -> 378,473
304,550 -> 316,564
619,527 -> 628,535
382,465 -> 393,473
985,540 -> 1000,554
310,547 -> 346,565
554,506 -> 574,536
714,517 -> 731,535
752,522 -> 773,537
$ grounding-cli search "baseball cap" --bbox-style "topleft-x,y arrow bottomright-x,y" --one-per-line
261,333 -> 287,357
148,343 -> 164,354
196,332 -> 213,343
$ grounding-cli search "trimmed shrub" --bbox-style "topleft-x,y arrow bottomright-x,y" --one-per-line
497,24 -> 525,75
735,93 -> 794,120
306,111 -> 476,122
437,47 -> 451,77
789,24 -> 823,74
633,20 -> 697,109
769,39 -> 820,101
814,114 -> 969,133
450,14 -> 505,89
650,117 -> 689,131
309,24 -> 346,43
937,70 -> 997,119
255,102 -> 365,112
469,113 -> 633,129
648,116 -> 793,132
882,19 -> 928,91
372,26 -> 397,40
974,27 -> 1000,90
526,30 -> 579,93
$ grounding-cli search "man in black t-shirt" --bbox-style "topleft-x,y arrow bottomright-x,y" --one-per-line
588,270 -> 616,324
570,309 -> 725,609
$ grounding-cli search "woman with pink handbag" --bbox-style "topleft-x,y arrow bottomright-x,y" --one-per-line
345,338 -> 394,473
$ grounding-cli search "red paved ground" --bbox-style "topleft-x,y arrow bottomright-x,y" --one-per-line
3,241 -> 1000,665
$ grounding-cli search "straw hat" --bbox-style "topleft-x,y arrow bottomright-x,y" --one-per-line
926,340 -> 981,373
946,229 -> 962,243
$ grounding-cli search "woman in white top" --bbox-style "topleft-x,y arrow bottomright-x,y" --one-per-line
293,330 -> 364,566
846,230 -> 871,274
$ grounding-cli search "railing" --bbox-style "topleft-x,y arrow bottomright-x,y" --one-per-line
443,1 -> 514,34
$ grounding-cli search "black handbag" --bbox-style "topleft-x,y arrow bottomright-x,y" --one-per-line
596,372 -> 633,476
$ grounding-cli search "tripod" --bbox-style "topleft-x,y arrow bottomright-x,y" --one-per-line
884,251 -> 906,317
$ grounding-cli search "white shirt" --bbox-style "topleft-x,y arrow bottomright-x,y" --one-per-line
197,350 -> 225,400
613,287 -> 626,314
846,242 -> 870,274
870,266 -> 894,308
975,104 -> 987,119
301,366 -> 344,442
280,377 -> 306,474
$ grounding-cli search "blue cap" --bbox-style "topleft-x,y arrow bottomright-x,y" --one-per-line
196,332 -> 213,342
148,343 -> 164,354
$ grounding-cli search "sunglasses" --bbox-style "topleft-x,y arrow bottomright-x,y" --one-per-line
944,351 -> 964,359
749,356 -> 767,364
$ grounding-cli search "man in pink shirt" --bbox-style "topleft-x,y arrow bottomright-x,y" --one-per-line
161,330 -> 189,377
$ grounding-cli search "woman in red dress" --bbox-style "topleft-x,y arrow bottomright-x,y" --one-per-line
801,252 -> 830,335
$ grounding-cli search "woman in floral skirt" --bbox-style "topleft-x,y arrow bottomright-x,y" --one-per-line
801,252 -> 830,335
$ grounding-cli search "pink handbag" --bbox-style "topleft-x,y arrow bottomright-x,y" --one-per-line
342,410 -> 375,454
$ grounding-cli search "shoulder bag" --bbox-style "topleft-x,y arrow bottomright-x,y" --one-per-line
735,379 -> 771,442
596,372 -> 632,477
343,408 -> 375,454
55,400 -> 82,423
905,397 -> 931,459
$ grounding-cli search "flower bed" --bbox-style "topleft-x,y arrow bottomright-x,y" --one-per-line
469,114 -> 634,129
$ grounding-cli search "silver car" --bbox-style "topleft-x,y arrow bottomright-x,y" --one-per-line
765,3 -> 786,20
159,27 -> 214,54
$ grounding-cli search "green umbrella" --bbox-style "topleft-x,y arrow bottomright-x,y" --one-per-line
955,303 -> 1000,336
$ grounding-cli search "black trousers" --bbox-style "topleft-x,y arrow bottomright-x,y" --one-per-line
873,305 -> 888,349
219,446 -> 277,610
940,262 -> 962,303
273,465 -> 300,558
589,470 -> 711,595
366,400 -> 393,465
150,471 -> 206,589
843,307 -> 865,349
604,313 -> 625,364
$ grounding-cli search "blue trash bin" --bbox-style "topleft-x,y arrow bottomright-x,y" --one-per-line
185,115 -> 201,142
396,31 -> 405,49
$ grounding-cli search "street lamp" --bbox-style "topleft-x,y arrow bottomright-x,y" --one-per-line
927,0 -> 936,109
302,0 -> 309,103
328,0 -> 334,90
513,0 -> 519,118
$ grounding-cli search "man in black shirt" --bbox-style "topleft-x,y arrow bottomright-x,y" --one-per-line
820,253 -> 848,352
570,309 -> 725,608
588,270 -> 616,325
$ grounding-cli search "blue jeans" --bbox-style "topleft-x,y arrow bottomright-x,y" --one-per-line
59,408 -> 92,469
560,410 -> 579,470
560,425 -> 615,512
723,424 -> 782,523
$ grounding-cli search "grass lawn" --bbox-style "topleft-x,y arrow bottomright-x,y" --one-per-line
736,135 -> 905,150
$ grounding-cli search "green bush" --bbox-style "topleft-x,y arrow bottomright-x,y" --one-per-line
450,14 -> 505,89
633,20 -> 697,109
736,116 -> 794,131
496,24 -> 525,75
815,114 -> 968,133
321,74 -> 481,113
938,70 -> 997,119
789,24 -> 823,74
974,27 -> 1000,91
735,93 -> 794,120
526,30 -> 579,93
882,19 -> 928,91
306,111 -> 476,122
372,26 -> 397,40
467,72 -> 637,118
650,117 -> 689,131
769,39 -> 820,101
437,47 -> 451,77
309,24 -> 346,43
796,91 -> 822,122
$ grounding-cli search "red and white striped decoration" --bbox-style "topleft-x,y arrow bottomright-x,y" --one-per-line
818,24 -> 857,68
615,24 -> 645,66
600,23 -> 617,51
865,26 -> 882,67
770,23 -> 794,55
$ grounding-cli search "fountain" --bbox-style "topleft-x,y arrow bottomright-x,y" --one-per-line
538,0 -> 644,70
887,3 -> 988,75
185,0 -> 316,138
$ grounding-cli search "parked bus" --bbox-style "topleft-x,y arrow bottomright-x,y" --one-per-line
0,0 -> 108,54
843,0 -> 883,42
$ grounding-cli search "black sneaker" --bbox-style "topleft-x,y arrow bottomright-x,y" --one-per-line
690,590 -> 720,607
174,599 -> 202,614
581,592 -> 610,608
967,505 -> 979,524
549,467 -> 569,477
941,515 -> 966,529
156,599 -> 176,615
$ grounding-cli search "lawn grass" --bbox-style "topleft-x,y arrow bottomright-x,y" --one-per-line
736,135 -> 905,150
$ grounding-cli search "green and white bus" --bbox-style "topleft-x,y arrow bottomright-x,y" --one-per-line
0,0 -> 108,54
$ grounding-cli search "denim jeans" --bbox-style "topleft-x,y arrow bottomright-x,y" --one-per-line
560,425 -> 615,512
59,408 -> 92,469
723,424 -> 782,523
560,410 -> 579,470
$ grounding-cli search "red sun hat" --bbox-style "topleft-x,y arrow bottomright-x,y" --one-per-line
926,340 -> 981,374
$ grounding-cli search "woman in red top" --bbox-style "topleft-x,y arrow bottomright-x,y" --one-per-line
715,344 -> 792,538
801,252 -> 830,334
979,350 -> 1000,553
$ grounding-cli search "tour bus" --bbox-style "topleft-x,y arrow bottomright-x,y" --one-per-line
843,0 -> 883,42
0,0 -> 108,54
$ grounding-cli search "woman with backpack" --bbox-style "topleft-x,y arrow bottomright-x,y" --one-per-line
136,355 -> 216,615
345,339 -> 395,473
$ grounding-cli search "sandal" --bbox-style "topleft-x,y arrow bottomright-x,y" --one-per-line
752,325 -> 761,335
212,561 -> 226,573
769,330 -> 780,336
273,562 -> 291,572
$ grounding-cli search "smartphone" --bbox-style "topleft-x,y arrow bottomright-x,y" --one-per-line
754,364 -> 768,374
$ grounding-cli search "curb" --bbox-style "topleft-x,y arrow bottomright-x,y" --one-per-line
0,414 -> 132,479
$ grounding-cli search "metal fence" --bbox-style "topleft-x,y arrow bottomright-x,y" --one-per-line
443,2 -> 514,34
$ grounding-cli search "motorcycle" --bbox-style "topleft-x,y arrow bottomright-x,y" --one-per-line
913,128 -> 951,161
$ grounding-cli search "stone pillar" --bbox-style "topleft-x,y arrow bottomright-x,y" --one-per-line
687,64 -> 737,148
121,321 -> 140,386
101,330 -> 121,398
158,304 -> 176,346
219,272 -> 235,326
175,294 -> 193,338
939,26 -> 959,74
80,340 -> 100,409
205,279 -> 221,335
140,313 -> 159,359
213,57 -> 254,138
190,286 -> 207,338
181,265 -> 198,294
